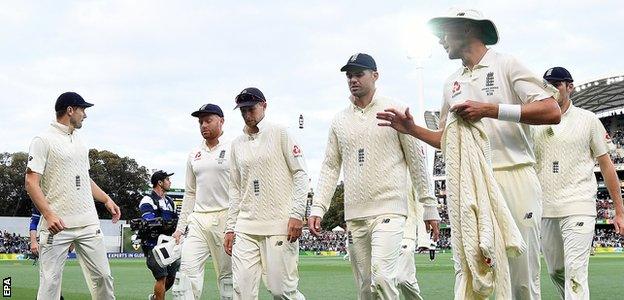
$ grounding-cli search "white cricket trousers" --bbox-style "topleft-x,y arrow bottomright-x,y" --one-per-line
493,166 -> 542,300
347,214 -> 406,300
541,215 -> 595,300
231,232 -> 305,300
176,210 -> 233,299
396,238 -> 423,300
37,223 -> 115,299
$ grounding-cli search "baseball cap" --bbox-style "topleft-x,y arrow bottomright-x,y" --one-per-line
543,67 -> 574,82
191,103 -> 224,118
151,170 -> 174,186
428,8 -> 499,45
340,53 -> 377,72
234,87 -> 266,109
55,92 -> 94,112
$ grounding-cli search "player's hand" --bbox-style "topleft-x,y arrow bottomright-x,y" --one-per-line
172,230 -> 184,244
613,212 -> 624,236
307,216 -> 322,237
105,200 -> 121,223
450,100 -> 497,122
69,243 -> 75,253
44,212 -> 66,235
287,218 -> 303,243
30,241 -> 39,256
376,107 -> 417,135
224,232 -> 235,256
425,220 -> 440,242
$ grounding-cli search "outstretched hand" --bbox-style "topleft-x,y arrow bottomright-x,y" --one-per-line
376,107 -> 417,134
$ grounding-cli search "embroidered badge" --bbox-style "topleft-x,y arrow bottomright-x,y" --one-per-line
293,145 -> 302,157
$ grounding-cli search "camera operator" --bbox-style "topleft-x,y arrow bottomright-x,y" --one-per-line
139,170 -> 180,300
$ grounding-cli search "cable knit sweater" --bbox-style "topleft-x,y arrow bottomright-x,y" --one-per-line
311,92 -> 438,221
26,122 -> 99,228
226,120 -> 309,235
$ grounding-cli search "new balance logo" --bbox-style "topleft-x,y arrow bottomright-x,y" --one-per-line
524,212 -> 533,219
576,222 -> 584,227
276,241 -> 283,246
382,218 -> 390,224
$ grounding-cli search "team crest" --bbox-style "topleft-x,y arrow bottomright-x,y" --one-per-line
293,145 -> 302,157
451,81 -> 462,98
217,150 -> 226,164
485,72 -> 494,87
482,72 -> 499,96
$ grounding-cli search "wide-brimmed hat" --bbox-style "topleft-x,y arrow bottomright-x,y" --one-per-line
428,8 -> 499,45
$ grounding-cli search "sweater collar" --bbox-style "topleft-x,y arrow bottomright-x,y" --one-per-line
349,90 -> 379,113
50,121 -> 73,135
243,117 -> 268,136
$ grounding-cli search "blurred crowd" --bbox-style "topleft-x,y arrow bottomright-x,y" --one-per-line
0,230 -> 29,254
299,230 -> 348,254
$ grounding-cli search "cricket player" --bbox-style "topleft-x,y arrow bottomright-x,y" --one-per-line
172,103 -> 233,299
223,87 -> 308,299
377,8 -> 562,299
25,91 -> 121,300
308,53 -> 440,300
534,67 -> 624,299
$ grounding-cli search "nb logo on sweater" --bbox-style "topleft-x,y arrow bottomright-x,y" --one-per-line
524,212 -> 533,219
276,241 -> 283,246
382,218 -> 391,224
576,222 -> 584,227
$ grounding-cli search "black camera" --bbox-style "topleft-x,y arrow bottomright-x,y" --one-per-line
130,217 -> 178,241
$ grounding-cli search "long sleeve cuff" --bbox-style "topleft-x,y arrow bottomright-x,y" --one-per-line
422,206 -> 441,221
309,206 -> 326,218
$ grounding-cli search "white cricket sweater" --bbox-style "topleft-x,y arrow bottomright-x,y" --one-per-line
533,104 -> 612,217
176,138 -> 231,232
226,120 -> 309,235
311,93 -> 438,221
26,122 -> 99,228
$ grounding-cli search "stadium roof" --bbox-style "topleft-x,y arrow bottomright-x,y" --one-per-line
574,75 -> 624,115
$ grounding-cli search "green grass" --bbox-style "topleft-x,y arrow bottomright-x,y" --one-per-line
2,252 -> 623,299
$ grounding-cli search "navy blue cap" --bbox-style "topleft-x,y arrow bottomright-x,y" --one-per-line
543,67 -> 573,82
191,103 -> 224,118
55,92 -> 94,112
151,170 -> 174,186
340,53 -> 377,72
234,87 -> 266,109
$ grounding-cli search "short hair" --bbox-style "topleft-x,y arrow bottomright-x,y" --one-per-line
55,109 -> 66,119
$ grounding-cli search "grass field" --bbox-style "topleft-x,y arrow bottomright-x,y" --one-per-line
2,252 -> 623,299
